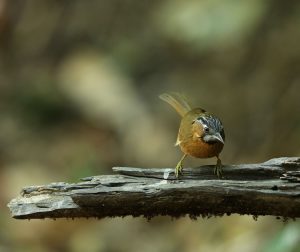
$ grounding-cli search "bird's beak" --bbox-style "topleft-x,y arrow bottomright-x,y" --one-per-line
211,132 -> 224,144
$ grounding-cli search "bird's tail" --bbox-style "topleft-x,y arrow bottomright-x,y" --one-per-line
159,92 -> 191,117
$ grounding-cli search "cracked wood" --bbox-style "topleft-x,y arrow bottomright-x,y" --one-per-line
7,157 -> 300,219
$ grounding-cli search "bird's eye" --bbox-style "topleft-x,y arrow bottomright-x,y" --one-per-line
204,126 -> 209,133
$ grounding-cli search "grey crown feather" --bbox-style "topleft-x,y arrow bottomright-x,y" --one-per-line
197,115 -> 225,141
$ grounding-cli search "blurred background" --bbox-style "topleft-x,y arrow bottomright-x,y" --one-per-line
1,0 -> 300,251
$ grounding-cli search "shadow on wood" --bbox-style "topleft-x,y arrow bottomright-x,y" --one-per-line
7,157 -> 300,220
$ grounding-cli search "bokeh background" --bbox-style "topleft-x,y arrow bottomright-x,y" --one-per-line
1,0 -> 300,251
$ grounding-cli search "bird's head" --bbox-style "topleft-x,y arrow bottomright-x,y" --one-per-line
194,115 -> 225,144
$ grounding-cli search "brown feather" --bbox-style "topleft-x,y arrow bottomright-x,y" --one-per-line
159,92 -> 192,117
178,108 -> 223,158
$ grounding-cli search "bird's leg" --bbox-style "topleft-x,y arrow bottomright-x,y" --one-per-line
175,154 -> 187,178
214,156 -> 223,179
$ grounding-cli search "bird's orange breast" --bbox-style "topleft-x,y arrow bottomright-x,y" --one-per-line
180,139 -> 223,158
177,108 -> 224,158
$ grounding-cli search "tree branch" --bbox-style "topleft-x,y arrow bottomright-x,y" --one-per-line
7,157 -> 300,220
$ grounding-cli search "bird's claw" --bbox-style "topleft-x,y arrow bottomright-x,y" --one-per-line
175,161 -> 183,178
214,158 -> 223,179
174,154 -> 187,178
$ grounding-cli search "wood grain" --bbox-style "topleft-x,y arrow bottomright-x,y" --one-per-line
7,157 -> 300,219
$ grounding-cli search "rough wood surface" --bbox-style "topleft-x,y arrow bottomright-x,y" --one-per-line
7,157 -> 300,220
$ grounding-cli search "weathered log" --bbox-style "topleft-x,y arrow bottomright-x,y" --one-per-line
7,157 -> 300,220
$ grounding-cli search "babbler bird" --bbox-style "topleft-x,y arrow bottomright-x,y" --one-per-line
159,93 -> 225,178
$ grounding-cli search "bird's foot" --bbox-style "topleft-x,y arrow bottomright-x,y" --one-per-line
174,154 -> 187,178
214,157 -> 223,179
175,161 -> 183,178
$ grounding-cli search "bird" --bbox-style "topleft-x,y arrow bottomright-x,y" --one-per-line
159,92 -> 225,178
